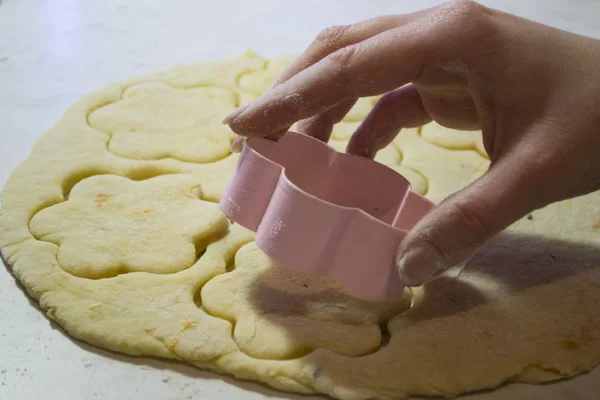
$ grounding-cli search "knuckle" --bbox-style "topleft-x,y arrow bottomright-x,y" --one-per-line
439,0 -> 493,35
315,24 -> 351,49
325,45 -> 358,83
450,0 -> 485,16
327,45 -> 357,69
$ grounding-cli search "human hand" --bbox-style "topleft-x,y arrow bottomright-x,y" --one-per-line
224,0 -> 600,286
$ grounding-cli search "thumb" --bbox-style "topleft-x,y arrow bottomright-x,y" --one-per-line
396,156 -> 540,286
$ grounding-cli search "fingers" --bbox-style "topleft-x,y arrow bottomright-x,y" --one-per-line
222,14 -> 413,128
396,153 -> 541,286
296,99 -> 358,142
231,99 -> 356,152
270,12 -> 428,88
230,128 -> 288,154
347,85 -> 431,158
224,13 -> 416,143
225,1 -> 495,137
225,24 -> 422,137
230,98 -> 354,148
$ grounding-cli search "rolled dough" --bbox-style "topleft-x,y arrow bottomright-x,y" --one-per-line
0,51 -> 599,400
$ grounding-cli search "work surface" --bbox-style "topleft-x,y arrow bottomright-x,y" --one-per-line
1,0 -> 600,399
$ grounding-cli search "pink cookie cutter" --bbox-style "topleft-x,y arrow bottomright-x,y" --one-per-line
220,132 -> 434,301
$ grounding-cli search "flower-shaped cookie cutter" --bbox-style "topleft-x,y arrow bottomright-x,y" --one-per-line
220,132 -> 434,301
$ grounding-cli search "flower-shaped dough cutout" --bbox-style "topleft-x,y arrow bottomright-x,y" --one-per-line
238,55 -> 297,95
420,121 -> 488,158
201,243 -> 411,360
30,174 -> 229,279
89,83 -> 237,163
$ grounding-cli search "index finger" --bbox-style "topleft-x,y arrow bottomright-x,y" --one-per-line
226,1 -> 497,137
271,12 -> 428,87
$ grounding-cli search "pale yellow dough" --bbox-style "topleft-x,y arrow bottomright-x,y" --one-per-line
1,51 -> 599,400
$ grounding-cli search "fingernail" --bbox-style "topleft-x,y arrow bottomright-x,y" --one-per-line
396,245 -> 447,286
222,104 -> 251,125
230,136 -> 245,153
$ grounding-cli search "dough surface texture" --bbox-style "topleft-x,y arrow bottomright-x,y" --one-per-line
1,52 -> 599,400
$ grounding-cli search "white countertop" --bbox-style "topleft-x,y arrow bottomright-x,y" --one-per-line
1,1 -> 600,399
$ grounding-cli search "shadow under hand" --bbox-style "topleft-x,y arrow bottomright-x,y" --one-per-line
232,253 -> 409,361
247,277 -> 406,327
244,230 -> 600,352
240,231 -> 600,398
406,231 -> 600,322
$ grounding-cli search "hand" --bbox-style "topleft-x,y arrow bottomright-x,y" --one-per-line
223,0 -> 600,286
